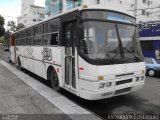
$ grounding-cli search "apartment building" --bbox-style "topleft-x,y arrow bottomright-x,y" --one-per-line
136,0 -> 160,22
18,0 -> 45,27
45,0 -> 160,23
45,0 -> 134,17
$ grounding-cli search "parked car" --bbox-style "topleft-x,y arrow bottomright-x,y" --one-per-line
144,58 -> 160,77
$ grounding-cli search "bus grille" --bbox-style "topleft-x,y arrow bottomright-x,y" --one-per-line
114,87 -> 131,95
116,79 -> 132,86
116,73 -> 134,78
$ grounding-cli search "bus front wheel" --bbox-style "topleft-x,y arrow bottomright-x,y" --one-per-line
51,70 -> 61,92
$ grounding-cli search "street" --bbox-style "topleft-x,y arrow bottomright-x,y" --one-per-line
0,49 -> 160,120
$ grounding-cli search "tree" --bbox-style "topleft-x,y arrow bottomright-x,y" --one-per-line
4,30 -> 11,44
0,26 -> 5,37
7,21 -> 25,33
7,21 -> 17,33
0,15 -> 5,26
16,23 -> 25,31
0,15 -> 5,37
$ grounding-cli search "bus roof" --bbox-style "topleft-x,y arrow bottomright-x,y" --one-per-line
12,6 -> 135,35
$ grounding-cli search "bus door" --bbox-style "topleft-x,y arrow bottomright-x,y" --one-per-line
64,21 -> 77,91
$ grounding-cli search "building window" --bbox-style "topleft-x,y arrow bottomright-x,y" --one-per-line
131,4 -> 134,8
146,12 -> 151,16
143,0 -> 147,4
33,19 -> 36,22
33,12 -> 36,15
142,9 -> 146,15
148,0 -> 153,5
97,0 -> 100,4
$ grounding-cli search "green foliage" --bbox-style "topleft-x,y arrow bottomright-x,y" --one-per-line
7,21 -> 17,33
7,21 -> 25,33
0,30 -> 11,45
0,15 -> 5,26
0,15 -> 5,37
0,26 -> 5,37
16,23 -> 25,31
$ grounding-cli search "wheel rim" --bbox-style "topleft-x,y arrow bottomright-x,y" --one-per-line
148,70 -> 155,76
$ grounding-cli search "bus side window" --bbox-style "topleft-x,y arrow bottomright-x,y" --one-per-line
49,19 -> 60,45
50,33 -> 58,45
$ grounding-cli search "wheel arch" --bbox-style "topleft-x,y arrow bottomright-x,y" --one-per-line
147,67 -> 156,72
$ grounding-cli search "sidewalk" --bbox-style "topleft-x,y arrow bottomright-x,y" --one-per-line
0,59 -> 101,120
0,61 -> 70,120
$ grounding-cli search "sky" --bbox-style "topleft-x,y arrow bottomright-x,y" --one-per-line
0,0 -> 45,29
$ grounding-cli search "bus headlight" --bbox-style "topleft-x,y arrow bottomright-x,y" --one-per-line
136,76 -> 144,81
99,83 -> 105,89
106,82 -> 112,87
99,82 -> 112,89
139,76 -> 144,81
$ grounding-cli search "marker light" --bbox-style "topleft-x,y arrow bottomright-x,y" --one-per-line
142,70 -> 146,75
79,67 -> 84,70
98,76 -> 104,80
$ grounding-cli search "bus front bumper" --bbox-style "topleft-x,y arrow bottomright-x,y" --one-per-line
79,79 -> 145,100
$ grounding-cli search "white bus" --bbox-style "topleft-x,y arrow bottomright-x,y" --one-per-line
9,7 -> 145,100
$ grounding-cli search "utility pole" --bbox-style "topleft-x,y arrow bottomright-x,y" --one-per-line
134,0 -> 138,17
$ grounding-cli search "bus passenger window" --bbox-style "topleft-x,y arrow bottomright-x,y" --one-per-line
50,33 -> 58,45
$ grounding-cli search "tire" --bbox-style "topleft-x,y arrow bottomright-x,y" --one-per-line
51,69 -> 61,92
17,58 -> 22,70
148,69 -> 155,77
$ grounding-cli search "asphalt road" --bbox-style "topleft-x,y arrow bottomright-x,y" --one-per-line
0,49 -> 160,120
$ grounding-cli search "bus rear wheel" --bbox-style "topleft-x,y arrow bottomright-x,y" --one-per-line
51,70 -> 61,92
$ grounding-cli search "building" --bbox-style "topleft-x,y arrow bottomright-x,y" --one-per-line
45,0 -> 135,17
21,0 -> 35,14
45,0 -> 160,23
139,21 -> 160,58
18,0 -> 45,27
134,0 -> 160,23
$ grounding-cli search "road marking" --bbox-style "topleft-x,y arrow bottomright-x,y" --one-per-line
0,59 -> 101,120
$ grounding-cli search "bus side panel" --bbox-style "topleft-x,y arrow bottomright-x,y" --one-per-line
32,46 -> 46,79
32,46 -> 62,80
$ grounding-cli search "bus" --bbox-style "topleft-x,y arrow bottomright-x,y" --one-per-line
9,6 -> 145,100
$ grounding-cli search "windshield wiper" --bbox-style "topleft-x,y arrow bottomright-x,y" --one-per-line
123,47 -> 140,60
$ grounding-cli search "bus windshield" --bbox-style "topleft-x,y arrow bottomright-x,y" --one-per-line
78,12 -> 144,65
